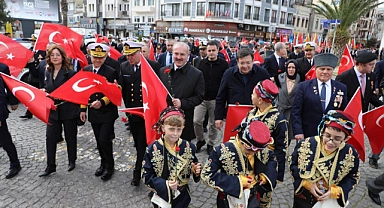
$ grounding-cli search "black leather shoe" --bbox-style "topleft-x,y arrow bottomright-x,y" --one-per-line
203,127 -> 208,133
131,178 -> 140,186
95,166 -> 105,176
368,190 -> 381,205
6,166 -> 21,179
68,162 -> 75,172
369,159 -> 379,169
126,125 -> 131,131
19,114 -> 32,119
196,141 -> 206,153
39,165 -> 56,177
101,169 -> 114,181
207,145 -> 213,154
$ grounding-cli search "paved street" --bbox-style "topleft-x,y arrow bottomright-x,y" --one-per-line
0,105 -> 383,207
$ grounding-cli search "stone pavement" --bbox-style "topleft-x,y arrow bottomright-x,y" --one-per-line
0,105 -> 383,207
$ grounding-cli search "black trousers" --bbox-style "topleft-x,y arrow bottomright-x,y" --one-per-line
0,119 -> 20,168
46,117 -> 78,166
181,117 -> 194,142
292,189 -> 317,208
91,122 -> 115,170
129,117 -> 147,180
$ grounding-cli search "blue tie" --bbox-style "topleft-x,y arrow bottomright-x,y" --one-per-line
320,82 -> 326,110
169,53 -> 173,65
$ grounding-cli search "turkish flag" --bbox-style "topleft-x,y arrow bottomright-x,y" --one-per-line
109,46 -> 121,60
58,40 -> 88,70
298,33 -> 304,44
223,104 -> 253,143
305,65 -> 317,80
363,106 -> 384,154
0,72 -> 54,123
140,54 -> 169,145
241,38 -> 249,44
120,107 -> 144,118
345,88 -> 365,161
95,34 -> 109,43
149,40 -> 155,61
0,34 -> 34,77
49,71 -> 122,106
253,51 -> 264,66
220,48 -> 231,64
338,45 -> 355,75
34,23 -> 83,51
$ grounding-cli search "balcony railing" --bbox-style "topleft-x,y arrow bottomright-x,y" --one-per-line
271,17 -> 277,23
280,18 -> 285,24
253,15 -> 260,20
244,13 -> 250,19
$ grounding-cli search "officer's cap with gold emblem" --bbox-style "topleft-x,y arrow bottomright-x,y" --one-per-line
31,34 -> 37,41
88,43 -> 110,57
199,41 -> 208,49
304,42 -> 317,51
122,41 -> 144,56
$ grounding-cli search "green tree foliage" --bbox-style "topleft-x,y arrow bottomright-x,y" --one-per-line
312,0 -> 383,58
0,0 -> 13,30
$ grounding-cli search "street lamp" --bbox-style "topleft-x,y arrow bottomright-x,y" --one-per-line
114,0 -> 117,37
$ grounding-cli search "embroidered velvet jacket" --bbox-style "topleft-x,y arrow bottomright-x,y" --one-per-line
201,138 -> 277,205
142,138 -> 199,208
290,136 -> 360,207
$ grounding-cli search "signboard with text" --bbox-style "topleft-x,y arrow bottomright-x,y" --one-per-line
5,0 -> 60,22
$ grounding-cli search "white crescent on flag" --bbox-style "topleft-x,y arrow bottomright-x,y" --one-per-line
376,114 -> 384,128
72,78 -> 95,92
49,31 -> 61,42
142,82 -> 149,97
341,55 -> 350,66
0,41 -> 9,49
12,86 -> 35,101
142,81 -> 150,112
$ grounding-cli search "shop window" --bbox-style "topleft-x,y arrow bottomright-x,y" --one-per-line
234,3 -> 239,18
172,4 -> 180,16
183,3 -> 191,16
207,3 -> 231,17
253,7 -> 260,20
161,5 -> 165,16
196,2 -> 205,16
244,6 -> 251,19
264,9 -> 270,22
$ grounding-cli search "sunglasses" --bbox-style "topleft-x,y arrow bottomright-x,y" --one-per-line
240,140 -> 264,152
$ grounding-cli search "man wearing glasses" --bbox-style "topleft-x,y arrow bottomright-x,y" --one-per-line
290,110 -> 359,208
201,120 -> 277,208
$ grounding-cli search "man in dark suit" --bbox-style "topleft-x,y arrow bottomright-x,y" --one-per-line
336,50 -> 383,168
291,53 -> 348,140
0,69 -> 21,179
263,42 -> 287,81
79,43 -> 119,181
296,42 -> 316,82
158,42 -> 205,141
0,62 -> 19,150
215,48 -> 270,130
192,41 -> 208,68
287,44 -> 304,60
374,58 -> 384,97
157,39 -> 175,67
367,174 -> 384,205
107,35 -> 117,49
118,41 -> 160,186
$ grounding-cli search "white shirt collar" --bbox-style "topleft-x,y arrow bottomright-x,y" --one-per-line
93,66 -> 100,73
274,53 -> 281,60
354,66 -> 364,78
316,78 -> 331,87
173,62 -> 188,71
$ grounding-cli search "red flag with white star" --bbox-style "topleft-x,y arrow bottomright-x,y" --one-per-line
58,40 -> 88,70
49,70 -> 122,106
305,65 -> 316,80
338,45 -> 355,75
0,34 -> 34,77
363,106 -> 384,155
140,54 -> 169,145
253,50 -> 264,66
345,88 -> 365,161
34,23 -> 83,51
0,72 -> 54,123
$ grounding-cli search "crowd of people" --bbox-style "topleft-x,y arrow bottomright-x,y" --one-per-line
1,33 -> 384,207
